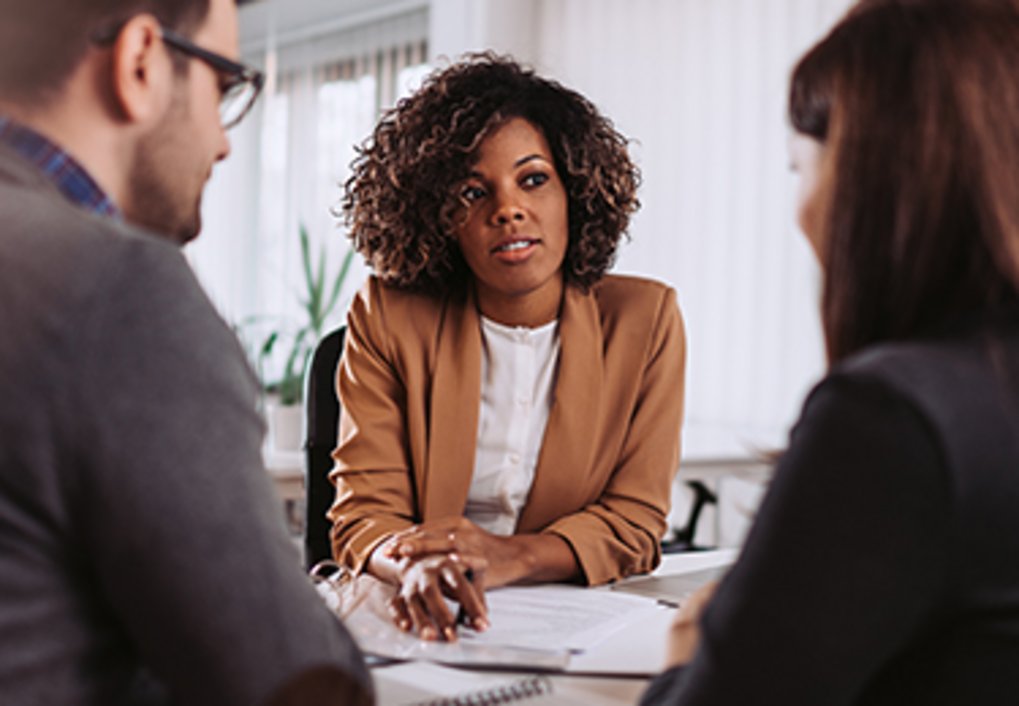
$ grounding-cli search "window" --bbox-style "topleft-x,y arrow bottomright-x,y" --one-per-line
188,6 -> 429,384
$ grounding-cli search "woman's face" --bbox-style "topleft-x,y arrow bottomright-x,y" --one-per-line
788,131 -> 827,262
454,117 -> 569,326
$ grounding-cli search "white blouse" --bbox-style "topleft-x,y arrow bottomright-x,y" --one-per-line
464,316 -> 561,536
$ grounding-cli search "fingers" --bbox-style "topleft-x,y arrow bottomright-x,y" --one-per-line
420,570 -> 458,640
666,580 -> 719,668
389,585 -> 448,641
384,518 -> 482,560
442,562 -> 489,631
386,534 -> 457,559
405,593 -> 439,641
674,580 -> 718,626
387,517 -> 467,545
388,555 -> 488,641
387,593 -> 412,633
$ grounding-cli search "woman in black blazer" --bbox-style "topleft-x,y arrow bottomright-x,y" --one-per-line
642,1 -> 1019,704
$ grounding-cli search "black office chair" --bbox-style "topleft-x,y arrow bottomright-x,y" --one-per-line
661,480 -> 718,553
302,325 -> 346,570
301,323 -> 713,568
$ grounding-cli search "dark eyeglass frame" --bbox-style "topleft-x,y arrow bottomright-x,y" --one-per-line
92,22 -> 265,130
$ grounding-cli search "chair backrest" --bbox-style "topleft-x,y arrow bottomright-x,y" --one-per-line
302,325 -> 346,570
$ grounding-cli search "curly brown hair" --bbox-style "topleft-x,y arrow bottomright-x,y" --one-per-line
341,52 -> 640,295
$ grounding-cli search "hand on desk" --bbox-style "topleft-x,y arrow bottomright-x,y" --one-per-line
665,580 -> 718,668
370,517 -> 579,641
384,550 -> 489,642
386,517 -> 536,588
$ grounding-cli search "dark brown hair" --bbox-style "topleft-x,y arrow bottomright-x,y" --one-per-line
342,53 -> 640,295
790,0 -> 1019,362
0,0 -> 212,106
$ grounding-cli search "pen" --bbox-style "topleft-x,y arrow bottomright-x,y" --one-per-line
455,568 -> 475,627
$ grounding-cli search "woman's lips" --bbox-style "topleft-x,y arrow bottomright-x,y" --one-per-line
491,237 -> 540,263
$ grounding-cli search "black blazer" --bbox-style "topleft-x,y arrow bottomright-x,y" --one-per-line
642,305 -> 1019,706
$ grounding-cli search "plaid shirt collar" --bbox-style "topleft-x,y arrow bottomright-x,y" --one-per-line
0,116 -> 119,218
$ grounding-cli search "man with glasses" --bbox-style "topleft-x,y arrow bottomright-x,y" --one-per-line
0,1 -> 370,705
87,4 -> 265,245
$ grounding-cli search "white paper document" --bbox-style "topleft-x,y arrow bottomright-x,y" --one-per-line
459,584 -> 661,652
335,576 -> 660,669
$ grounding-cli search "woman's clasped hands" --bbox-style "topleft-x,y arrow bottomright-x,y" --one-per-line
376,517 -> 534,642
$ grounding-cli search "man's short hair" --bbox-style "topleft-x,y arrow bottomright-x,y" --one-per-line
0,0 -> 212,106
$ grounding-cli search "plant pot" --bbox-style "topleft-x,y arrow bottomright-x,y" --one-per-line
266,401 -> 303,452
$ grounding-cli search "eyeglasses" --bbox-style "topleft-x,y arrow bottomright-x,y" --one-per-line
92,22 -> 264,130
159,26 -> 264,130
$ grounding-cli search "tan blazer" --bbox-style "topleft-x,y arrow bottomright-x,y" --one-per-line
328,274 -> 686,586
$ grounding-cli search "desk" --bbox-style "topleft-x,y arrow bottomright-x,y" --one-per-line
370,550 -> 736,706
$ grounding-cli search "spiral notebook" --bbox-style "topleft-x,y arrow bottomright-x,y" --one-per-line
374,662 -> 583,705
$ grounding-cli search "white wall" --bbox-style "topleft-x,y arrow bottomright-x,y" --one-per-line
429,0 -> 541,62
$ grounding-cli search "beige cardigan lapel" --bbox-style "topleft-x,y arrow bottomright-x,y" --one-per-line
422,289 -> 482,520
517,285 -> 603,532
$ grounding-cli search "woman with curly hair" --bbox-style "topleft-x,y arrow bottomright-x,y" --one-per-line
328,54 -> 686,640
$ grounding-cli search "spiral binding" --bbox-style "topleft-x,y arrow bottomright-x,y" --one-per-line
309,560 -> 367,617
408,675 -> 553,706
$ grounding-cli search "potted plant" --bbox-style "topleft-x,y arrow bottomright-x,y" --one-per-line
256,223 -> 354,451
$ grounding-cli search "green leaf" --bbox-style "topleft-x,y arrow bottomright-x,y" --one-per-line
282,329 -> 308,379
242,223 -> 357,405
312,242 -> 327,311
259,331 -> 278,358
299,222 -> 314,297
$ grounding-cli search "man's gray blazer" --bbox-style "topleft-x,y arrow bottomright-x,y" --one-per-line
0,144 -> 370,706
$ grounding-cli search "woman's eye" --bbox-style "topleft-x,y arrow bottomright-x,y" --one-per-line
461,185 -> 486,202
521,172 -> 549,188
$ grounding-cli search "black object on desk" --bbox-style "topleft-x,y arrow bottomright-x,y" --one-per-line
661,480 -> 718,554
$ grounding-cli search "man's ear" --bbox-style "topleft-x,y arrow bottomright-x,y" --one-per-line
109,14 -> 174,125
